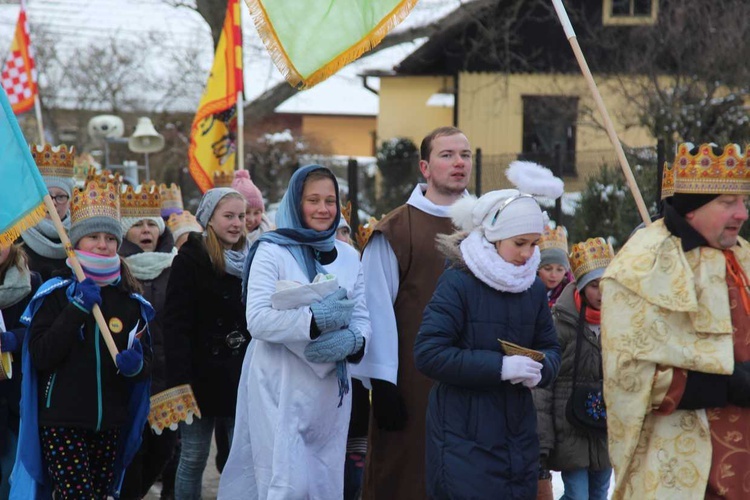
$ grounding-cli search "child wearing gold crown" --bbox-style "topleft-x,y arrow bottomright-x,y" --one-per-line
117,184 -> 178,499
537,225 -> 574,308
11,177 -> 154,499
544,237 -> 613,500
18,144 -> 76,281
413,161 -> 562,498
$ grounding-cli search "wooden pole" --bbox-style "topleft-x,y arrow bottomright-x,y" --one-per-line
551,0 -> 650,226
42,194 -> 119,364
237,92 -> 244,170
33,95 -> 44,146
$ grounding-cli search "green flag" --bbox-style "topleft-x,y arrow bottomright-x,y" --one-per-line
246,0 -> 417,88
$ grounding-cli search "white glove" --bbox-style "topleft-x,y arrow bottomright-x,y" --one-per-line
501,355 -> 542,384
521,371 -> 542,388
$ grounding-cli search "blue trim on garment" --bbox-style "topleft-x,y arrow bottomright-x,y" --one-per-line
95,324 -> 103,432
10,277 -> 154,499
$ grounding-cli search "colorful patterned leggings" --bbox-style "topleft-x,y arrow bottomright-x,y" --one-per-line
40,426 -> 120,500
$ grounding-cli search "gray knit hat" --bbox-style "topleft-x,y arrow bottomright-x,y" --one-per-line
195,188 -> 244,228
69,180 -> 123,249
540,247 -> 570,269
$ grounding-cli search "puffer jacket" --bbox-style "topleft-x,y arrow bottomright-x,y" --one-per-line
545,283 -> 610,471
415,233 -> 561,499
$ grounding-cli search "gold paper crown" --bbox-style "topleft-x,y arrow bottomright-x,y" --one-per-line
167,210 -> 202,234
70,180 -> 120,226
538,225 -> 568,253
84,166 -> 123,186
569,237 -> 614,281
159,183 -> 184,212
672,143 -> 750,195
31,144 -> 75,178
213,170 -> 233,188
356,217 -> 379,250
120,184 -> 162,219
661,160 -> 675,199
341,201 -> 352,227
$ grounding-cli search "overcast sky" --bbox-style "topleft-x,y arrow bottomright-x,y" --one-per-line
0,0 -> 463,115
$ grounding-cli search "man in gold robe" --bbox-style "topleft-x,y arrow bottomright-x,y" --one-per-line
601,143 -> 750,499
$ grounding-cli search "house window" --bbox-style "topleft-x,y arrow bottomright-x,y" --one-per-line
603,0 -> 658,25
520,96 -> 578,177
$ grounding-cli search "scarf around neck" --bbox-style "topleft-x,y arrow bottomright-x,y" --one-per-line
459,230 -> 540,293
224,247 -> 248,278
20,216 -> 71,259
0,265 -> 32,309
242,164 -> 341,302
573,288 -> 601,325
67,250 -> 121,286
124,248 -> 177,281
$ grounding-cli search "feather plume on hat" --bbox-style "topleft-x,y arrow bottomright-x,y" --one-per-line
506,161 -> 564,199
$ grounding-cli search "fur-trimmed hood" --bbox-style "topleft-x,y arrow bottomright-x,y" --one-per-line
436,231 -> 469,269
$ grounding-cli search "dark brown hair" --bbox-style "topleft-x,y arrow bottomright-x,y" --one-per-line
420,126 -> 465,161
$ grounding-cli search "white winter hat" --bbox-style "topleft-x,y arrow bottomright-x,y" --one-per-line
450,190 -> 548,242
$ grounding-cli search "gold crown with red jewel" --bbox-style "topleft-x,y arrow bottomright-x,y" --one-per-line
70,179 -> 121,226
667,143 -> 750,196
84,166 -> 123,186
159,183 -> 184,213
213,170 -> 234,188
569,237 -> 614,281
31,143 -> 75,178
538,225 -> 568,252
661,159 -> 675,199
120,184 -> 162,220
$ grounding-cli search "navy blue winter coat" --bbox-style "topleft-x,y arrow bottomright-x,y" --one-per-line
415,243 -> 561,500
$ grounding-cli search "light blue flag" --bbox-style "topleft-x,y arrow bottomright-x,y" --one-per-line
0,85 -> 47,248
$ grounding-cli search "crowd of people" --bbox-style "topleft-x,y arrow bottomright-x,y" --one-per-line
0,131 -> 745,500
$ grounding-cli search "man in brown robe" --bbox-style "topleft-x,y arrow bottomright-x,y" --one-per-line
353,127 -> 472,499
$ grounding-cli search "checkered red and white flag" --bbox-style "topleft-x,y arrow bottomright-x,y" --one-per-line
1,2 -> 37,115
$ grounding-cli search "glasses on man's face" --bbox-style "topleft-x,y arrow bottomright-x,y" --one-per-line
50,194 -> 70,204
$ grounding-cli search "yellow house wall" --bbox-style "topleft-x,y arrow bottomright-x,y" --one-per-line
457,72 -> 653,155
302,114 -> 377,157
377,76 -> 454,147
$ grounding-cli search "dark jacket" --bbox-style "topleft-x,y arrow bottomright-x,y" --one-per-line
118,231 -> 175,395
163,232 -> 249,418
20,243 -> 66,283
0,271 -> 42,435
545,283 -> 611,471
414,234 -> 561,500
28,276 -> 152,430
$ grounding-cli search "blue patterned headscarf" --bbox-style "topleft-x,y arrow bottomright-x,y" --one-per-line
241,164 -> 340,303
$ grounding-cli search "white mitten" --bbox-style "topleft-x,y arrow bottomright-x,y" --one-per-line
501,355 -> 542,384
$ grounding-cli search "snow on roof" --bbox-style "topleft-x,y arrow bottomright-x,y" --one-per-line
0,0 -> 466,115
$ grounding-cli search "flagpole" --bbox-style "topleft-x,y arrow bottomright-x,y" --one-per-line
42,194 -> 119,364
237,91 -> 244,170
33,95 -> 44,145
551,0 -> 650,226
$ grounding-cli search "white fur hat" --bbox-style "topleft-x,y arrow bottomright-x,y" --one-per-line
449,161 -> 563,242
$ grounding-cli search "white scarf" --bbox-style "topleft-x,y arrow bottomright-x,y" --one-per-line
459,230 -> 540,293
124,248 -> 177,281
